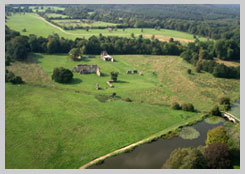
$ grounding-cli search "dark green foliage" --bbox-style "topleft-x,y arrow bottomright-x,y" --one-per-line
5,70 -> 24,84
210,105 -> 221,116
110,72 -> 119,82
187,69 -> 192,74
5,71 -> 15,82
171,102 -> 181,110
162,147 -> 206,169
69,48 -> 81,61
52,67 -> 73,83
206,126 -> 228,145
22,28 -> 27,32
6,36 -> 30,61
204,142 -> 232,169
219,97 -> 230,105
181,103 -> 195,112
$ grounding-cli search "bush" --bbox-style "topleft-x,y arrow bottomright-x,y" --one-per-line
110,72 -> 119,82
5,71 -> 15,82
162,147 -> 206,169
5,70 -> 24,84
171,102 -> 181,110
187,69 -> 192,74
52,67 -> 73,83
210,105 -> 221,116
206,126 -> 228,146
204,142 -> 232,169
11,76 -> 24,84
181,103 -> 195,112
219,97 -> 230,105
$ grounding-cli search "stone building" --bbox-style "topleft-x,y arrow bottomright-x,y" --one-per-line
72,64 -> 101,76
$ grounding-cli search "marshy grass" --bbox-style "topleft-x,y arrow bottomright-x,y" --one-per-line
179,127 -> 200,140
204,116 -> 225,125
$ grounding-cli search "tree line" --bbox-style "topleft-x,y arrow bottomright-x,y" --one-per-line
5,26 -> 240,79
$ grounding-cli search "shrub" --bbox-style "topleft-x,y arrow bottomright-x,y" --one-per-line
181,103 -> 195,112
162,147 -> 206,169
11,76 -> 24,84
5,70 -> 24,84
210,105 -> 221,116
110,72 -> 119,82
204,142 -> 232,169
5,71 -> 15,82
171,102 -> 181,110
187,69 -> 192,74
219,97 -> 230,105
206,126 -> 228,146
52,67 -> 73,83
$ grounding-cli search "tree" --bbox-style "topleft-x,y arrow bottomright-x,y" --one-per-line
52,67 -> 73,83
181,103 -> 195,112
210,105 -> 221,116
47,37 -> 60,54
206,126 -> 228,146
110,72 -> 119,82
5,70 -> 24,84
171,102 -> 181,110
187,69 -> 192,74
162,147 -> 206,169
219,97 -> 230,105
204,142 -> 232,169
69,48 -> 81,61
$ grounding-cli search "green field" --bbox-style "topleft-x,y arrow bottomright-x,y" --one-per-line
6,13 -> 207,42
45,13 -> 70,19
29,6 -> 65,12
51,19 -> 118,28
6,53 -> 240,169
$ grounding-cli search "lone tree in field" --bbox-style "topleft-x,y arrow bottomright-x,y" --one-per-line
162,147 -> 206,169
204,142 -> 232,169
219,96 -> 231,111
69,48 -> 81,61
110,72 -> 119,82
206,126 -> 228,146
52,67 -> 73,83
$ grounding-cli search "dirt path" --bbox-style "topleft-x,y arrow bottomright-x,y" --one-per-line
35,15 -> 85,37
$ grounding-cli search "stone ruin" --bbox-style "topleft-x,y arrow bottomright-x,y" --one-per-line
126,70 -> 142,75
101,51 -> 114,62
72,64 -> 101,76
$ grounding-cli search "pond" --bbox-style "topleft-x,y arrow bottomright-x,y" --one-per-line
90,120 -> 224,169
89,100 -> 240,169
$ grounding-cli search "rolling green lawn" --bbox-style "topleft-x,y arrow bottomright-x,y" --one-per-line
6,53 -> 240,169
6,13 -> 207,42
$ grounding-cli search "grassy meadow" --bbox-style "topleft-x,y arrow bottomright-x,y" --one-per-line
6,13 -> 207,42
8,54 -> 240,112
6,53 -> 240,169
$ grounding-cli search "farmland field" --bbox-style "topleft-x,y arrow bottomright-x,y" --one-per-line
45,13 -> 70,19
6,54 -> 240,169
6,13 -> 207,42
51,19 -> 118,28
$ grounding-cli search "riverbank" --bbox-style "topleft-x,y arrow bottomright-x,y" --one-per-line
80,114 -> 207,169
